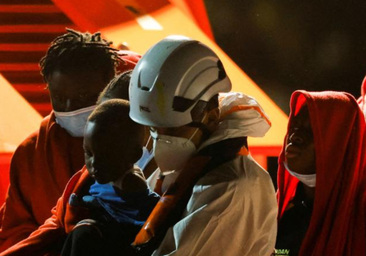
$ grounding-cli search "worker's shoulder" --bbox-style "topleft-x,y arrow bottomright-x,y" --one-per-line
197,155 -> 268,187
240,154 -> 270,178
218,154 -> 269,178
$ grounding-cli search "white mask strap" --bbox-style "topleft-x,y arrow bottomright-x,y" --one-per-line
284,162 -> 316,188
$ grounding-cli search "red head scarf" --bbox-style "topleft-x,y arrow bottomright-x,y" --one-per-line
277,90 -> 366,256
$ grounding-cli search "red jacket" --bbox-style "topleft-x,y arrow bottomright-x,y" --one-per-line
0,167 -> 93,256
0,114 -> 85,252
277,90 -> 366,256
0,51 -> 141,252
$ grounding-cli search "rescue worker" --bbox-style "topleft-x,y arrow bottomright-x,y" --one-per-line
129,35 -> 278,256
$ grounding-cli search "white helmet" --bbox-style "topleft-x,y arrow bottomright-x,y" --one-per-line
129,35 -> 231,127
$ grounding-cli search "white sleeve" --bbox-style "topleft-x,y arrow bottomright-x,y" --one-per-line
152,156 -> 278,256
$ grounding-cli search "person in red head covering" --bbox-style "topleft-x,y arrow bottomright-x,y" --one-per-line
275,90 -> 366,256
0,29 -> 140,252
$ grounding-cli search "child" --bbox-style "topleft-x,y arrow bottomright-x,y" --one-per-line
0,99 -> 159,256
97,70 -> 157,178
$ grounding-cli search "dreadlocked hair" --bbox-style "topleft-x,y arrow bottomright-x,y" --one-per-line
40,28 -> 122,82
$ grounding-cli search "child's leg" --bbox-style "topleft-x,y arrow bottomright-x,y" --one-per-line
61,219 -> 147,256
61,219 -> 105,256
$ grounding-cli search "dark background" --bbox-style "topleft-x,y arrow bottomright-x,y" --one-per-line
205,0 -> 366,114
203,1 -> 366,185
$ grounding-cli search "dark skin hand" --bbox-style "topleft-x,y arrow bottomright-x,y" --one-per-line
122,170 -> 148,193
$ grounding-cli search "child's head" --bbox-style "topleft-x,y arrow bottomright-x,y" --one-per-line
97,70 -> 132,104
84,99 -> 145,184
97,70 -> 151,149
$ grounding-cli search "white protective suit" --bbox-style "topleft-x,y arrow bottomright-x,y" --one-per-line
147,92 -> 278,256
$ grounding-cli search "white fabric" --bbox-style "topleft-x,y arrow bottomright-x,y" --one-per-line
198,92 -> 271,150
147,92 -> 277,256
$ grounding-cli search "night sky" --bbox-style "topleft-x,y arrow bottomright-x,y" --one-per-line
205,0 -> 366,114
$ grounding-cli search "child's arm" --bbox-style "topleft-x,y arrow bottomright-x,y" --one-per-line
121,169 -> 148,193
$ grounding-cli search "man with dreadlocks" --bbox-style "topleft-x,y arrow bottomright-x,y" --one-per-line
0,28 -> 140,252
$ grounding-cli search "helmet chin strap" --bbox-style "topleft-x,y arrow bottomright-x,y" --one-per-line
188,122 -> 210,140
187,112 -> 211,142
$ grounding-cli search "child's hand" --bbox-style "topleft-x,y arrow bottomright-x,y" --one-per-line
69,193 -> 100,209
82,195 -> 101,209
68,193 -> 82,207
122,171 -> 148,193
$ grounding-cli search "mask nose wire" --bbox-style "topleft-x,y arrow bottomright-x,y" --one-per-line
150,112 -> 208,145
150,130 -> 172,144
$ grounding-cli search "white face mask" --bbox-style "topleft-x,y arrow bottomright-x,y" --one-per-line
135,146 -> 154,171
284,162 -> 316,187
54,105 -> 96,137
150,128 -> 199,175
